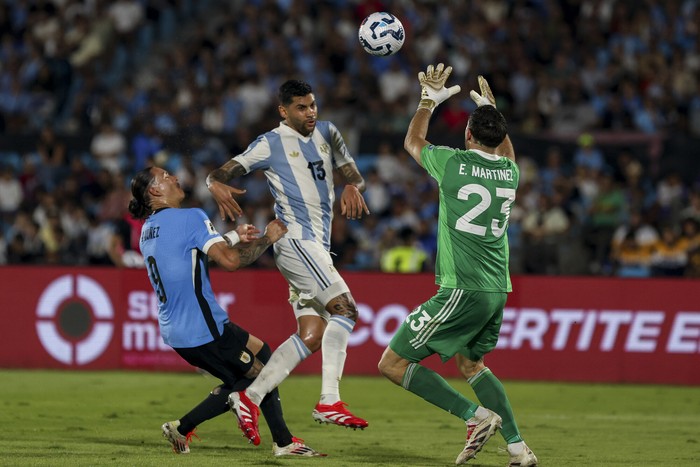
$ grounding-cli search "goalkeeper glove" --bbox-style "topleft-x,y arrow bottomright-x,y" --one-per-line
469,75 -> 497,108
417,63 -> 461,113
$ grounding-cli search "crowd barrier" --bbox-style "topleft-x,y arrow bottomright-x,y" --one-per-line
1,266 -> 698,385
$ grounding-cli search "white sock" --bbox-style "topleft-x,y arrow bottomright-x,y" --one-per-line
474,406 -> 491,420
507,441 -> 526,455
246,334 -> 311,406
319,315 -> 354,405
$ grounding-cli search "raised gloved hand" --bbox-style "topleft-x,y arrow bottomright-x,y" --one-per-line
417,63 -> 461,113
469,75 -> 496,108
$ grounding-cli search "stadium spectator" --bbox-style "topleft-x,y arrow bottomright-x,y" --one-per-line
380,226 -> 428,273
539,145 -> 569,196
329,215 -> 361,270
611,210 -> 660,258
521,193 -> 571,274
583,171 -> 628,272
378,68 -> 537,467
0,0 -> 699,278
90,122 -> 127,174
362,168 -> 391,216
85,213 -> 114,266
573,133 -> 605,173
650,225 -> 688,276
6,211 -> 44,264
0,166 -> 23,222
612,232 -> 652,278
127,166 -> 322,457
205,79 -> 370,442
374,140 -> 414,186
130,119 -> 163,171
680,190 -> 700,223
681,217 -> 700,251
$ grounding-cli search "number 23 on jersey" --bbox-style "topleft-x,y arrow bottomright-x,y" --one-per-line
455,183 -> 515,238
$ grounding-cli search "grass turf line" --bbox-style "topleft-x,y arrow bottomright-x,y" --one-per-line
1,370 -> 699,466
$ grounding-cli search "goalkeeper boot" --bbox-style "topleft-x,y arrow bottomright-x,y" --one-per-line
507,442 -> 538,466
455,408 -> 502,464
312,401 -> 368,429
161,420 -> 198,454
228,390 -> 261,446
272,436 -> 327,457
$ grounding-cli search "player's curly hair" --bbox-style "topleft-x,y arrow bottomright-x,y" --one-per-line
128,167 -> 155,220
278,79 -> 313,106
467,105 -> 508,148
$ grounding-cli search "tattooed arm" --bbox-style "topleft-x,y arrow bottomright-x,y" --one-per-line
337,162 -> 370,220
207,219 -> 287,271
206,159 -> 248,186
233,236 -> 273,268
338,162 -> 366,193
206,159 -> 248,221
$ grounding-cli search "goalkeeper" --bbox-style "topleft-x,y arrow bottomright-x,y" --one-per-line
378,64 -> 538,466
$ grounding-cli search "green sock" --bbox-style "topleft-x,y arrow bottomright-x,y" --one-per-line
469,367 -> 522,443
403,363 -> 478,420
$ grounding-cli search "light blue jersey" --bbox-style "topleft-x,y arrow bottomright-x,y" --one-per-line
139,207 -> 228,348
234,121 -> 355,250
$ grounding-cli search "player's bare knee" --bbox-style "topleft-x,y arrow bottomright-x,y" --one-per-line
456,355 -> 484,379
377,356 -> 397,382
300,333 -> 322,352
378,348 -> 406,385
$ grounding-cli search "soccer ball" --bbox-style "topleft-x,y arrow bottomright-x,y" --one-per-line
358,12 -> 405,57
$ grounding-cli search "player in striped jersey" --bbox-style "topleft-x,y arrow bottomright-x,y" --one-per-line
129,167 -> 323,457
206,80 -> 370,440
378,65 -> 538,466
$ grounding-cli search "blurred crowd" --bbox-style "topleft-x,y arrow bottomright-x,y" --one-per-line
1,0 -> 700,277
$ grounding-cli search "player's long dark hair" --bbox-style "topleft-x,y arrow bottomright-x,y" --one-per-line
128,167 -> 155,220
278,79 -> 313,106
468,105 -> 508,148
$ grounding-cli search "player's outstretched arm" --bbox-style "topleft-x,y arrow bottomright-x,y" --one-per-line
405,63 -> 461,166
206,159 -> 247,221
404,109 -> 431,167
208,220 -> 287,271
469,75 -> 516,162
338,163 -> 370,220
497,135 -> 516,162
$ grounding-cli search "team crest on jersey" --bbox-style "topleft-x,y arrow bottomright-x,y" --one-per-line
239,351 -> 251,364
289,150 -> 300,158
319,143 -> 330,155
205,220 -> 217,235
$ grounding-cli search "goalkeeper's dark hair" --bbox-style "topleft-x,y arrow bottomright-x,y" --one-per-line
278,79 -> 313,106
128,167 -> 155,220
468,105 -> 508,148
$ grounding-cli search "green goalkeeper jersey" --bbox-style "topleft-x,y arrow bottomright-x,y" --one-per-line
421,144 -> 519,292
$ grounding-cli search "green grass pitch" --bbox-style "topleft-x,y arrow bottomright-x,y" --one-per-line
2,370 -> 699,466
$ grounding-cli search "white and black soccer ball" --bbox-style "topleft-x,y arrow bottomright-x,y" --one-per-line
358,12 -> 405,57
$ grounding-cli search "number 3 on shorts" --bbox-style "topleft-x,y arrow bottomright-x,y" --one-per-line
407,307 -> 432,332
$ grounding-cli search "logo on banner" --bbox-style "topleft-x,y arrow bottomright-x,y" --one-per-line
36,275 -> 114,365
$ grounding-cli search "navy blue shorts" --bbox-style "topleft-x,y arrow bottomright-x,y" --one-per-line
174,322 -> 254,387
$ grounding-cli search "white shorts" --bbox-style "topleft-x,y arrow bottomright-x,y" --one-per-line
274,238 -> 350,321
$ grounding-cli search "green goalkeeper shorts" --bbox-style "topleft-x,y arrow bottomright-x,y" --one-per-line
389,287 -> 507,363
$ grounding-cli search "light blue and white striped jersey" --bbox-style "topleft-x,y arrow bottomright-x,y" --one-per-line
234,120 -> 355,250
139,207 -> 228,348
